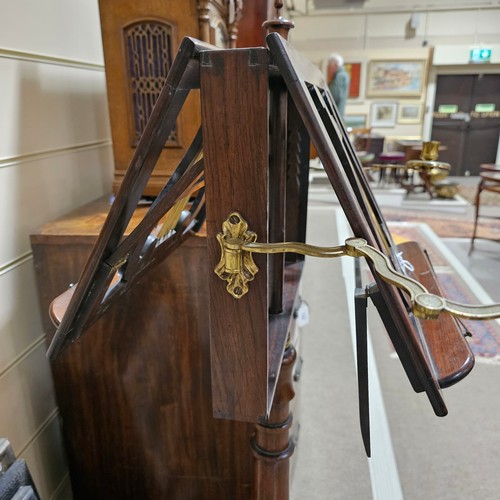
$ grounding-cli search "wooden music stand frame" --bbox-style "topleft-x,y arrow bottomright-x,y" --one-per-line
47,28 -> 500,499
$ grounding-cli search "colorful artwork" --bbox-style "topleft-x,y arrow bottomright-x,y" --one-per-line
367,60 -> 426,97
371,102 -> 397,127
345,114 -> 367,129
397,102 -> 423,124
345,62 -> 361,98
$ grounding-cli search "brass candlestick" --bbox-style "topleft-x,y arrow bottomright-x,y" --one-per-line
406,141 -> 457,198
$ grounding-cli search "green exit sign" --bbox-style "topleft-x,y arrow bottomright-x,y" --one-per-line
470,47 -> 492,63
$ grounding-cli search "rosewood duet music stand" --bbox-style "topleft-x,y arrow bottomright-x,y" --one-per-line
47,26 -> 500,500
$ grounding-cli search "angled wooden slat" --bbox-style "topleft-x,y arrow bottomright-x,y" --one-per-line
267,31 -> 474,417
47,37 -> 215,359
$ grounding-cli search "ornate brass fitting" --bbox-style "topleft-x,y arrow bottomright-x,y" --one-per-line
215,213 -> 259,298
215,212 -> 500,321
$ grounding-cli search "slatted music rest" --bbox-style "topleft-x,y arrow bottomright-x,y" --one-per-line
46,37 -> 215,360
265,32 -> 474,415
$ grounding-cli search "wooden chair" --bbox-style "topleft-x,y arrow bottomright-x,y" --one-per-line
375,151 -> 406,186
348,128 -> 375,171
470,163 -> 500,253
349,127 -> 371,152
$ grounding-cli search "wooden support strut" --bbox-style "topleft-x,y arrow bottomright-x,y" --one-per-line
252,7 -> 297,496
252,345 -> 297,500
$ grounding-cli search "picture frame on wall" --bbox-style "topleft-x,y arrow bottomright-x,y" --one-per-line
366,60 -> 426,97
370,102 -> 397,127
345,62 -> 362,98
397,102 -> 423,124
344,114 -> 367,129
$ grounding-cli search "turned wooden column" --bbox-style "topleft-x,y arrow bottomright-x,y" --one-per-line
252,345 -> 297,500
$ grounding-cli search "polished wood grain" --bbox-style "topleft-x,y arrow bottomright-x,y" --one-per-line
237,0 -> 271,48
201,48 -> 271,422
397,241 -> 474,387
31,195 -> 302,499
31,199 -> 257,499
252,346 -> 297,500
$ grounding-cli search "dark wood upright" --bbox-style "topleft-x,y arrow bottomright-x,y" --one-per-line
201,40 -> 306,499
202,48 -> 271,423
252,345 -> 297,499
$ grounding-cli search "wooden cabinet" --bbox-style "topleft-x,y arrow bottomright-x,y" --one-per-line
98,0 -> 242,196
30,197 -> 300,499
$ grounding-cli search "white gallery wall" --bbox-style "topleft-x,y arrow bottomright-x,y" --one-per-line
289,2 -> 500,141
0,1 -> 112,499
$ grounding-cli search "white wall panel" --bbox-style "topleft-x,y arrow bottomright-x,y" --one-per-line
291,6 -> 500,47
0,58 -> 110,159
366,13 -> 426,38
0,0 -> 104,64
427,10 -> 479,37
292,14 -> 366,41
477,9 -> 500,35
0,259 -> 44,374
434,44 -> 500,65
22,415 -> 70,500
0,145 -> 113,265
361,0 -> 474,7
0,341 -> 56,453
0,3 -> 108,499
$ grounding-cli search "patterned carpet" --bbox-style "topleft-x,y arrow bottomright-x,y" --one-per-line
382,206 -> 500,240
457,183 -> 500,206
369,178 -> 500,239
388,221 -> 500,362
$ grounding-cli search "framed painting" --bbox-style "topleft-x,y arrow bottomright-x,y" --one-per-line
345,114 -> 367,129
370,102 -> 397,127
366,60 -> 426,97
398,102 -> 424,124
345,62 -> 362,98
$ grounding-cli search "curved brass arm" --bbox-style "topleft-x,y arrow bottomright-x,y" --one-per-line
342,238 -> 500,320
244,241 -> 346,258
215,212 -> 500,321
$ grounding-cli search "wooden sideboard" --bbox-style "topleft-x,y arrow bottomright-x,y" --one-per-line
30,197 -> 301,499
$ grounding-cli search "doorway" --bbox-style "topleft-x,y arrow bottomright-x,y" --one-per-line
431,73 -> 500,176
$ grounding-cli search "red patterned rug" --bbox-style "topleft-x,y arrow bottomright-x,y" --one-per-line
388,222 -> 500,362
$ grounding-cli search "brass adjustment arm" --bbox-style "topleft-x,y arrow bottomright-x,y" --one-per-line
215,212 -> 500,321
